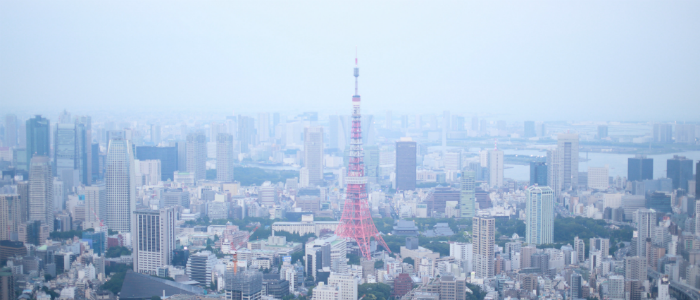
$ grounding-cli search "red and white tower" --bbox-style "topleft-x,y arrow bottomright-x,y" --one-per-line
335,56 -> 391,259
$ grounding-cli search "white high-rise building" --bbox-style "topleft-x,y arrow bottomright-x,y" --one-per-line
29,156 -> 53,231
472,216 -> 495,278
137,160 -> 161,186
327,273 -> 357,300
525,186 -> 554,245
132,207 -> 177,275
658,276 -> 671,300
304,127 -> 324,186
106,132 -> 136,232
608,275 -> 625,300
444,152 -> 461,171
459,170 -> 476,219
635,208 -> 655,257
84,185 -> 106,230
588,166 -> 609,190
694,201 -> 700,236
589,238 -> 610,258
487,149 -> 503,188
186,131 -> 207,181
216,133 -> 235,182
449,242 -> 473,272
300,167 -> 310,188
546,149 -> 560,198
312,282 -> 339,300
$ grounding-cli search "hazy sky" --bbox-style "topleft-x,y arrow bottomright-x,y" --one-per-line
1,1 -> 699,121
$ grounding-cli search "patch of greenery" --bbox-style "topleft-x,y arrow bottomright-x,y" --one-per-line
233,167 -> 300,186
348,253 -> 361,265
403,257 -> 414,265
466,283 -> 487,300
358,283 -> 392,300
102,270 -> 127,295
374,260 -> 384,269
49,228 -> 94,240
106,246 -> 131,258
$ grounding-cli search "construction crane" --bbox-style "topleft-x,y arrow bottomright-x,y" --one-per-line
231,225 -> 260,274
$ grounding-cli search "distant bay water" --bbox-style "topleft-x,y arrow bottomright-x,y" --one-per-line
503,150 -> 700,182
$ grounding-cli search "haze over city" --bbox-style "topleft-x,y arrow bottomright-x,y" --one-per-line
1,1 -> 700,300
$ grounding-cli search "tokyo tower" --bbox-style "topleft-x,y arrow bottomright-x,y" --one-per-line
335,56 -> 391,260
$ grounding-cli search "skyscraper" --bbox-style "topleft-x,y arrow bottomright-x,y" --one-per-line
667,155 -> 693,191
395,137 -> 416,191
460,170 -> 476,219
570,273 -> 582,299
523,121 -> 536,138
237,115 -> 254,154
529,161 -> 547,186
557,133 -> 579,191
625,256 -> 647,281
132,207 -> 176,275
84,185 -> 106,230
258,113 -> 270,142
488,149 -> 504,188
75,116 -> 92,185
26,115 -> 50,168
597,125 -> 608,139
525,186 -> 554,245
29,156 -> 53,232
304,127 -> 324,186
54,123 -> 78,180
653,123 -> 673,143
106,132 -> 136,232
546,149 -> 560,199
135,145 -> 178,181
472,216 -> 495,278
628,155 -> 653,182
186,132 -> 207,181
3,114 -> 17,148
216,133 -> 234,182
634,209 -> 655,257
329,115 -> 340,150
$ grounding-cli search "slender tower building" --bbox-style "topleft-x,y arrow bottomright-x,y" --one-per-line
336,55 -> 391,259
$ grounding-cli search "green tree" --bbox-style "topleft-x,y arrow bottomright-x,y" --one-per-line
348,254 -> 361,265
106,246 -> 132,258
403,257 -> 414,265
358,283 -> 392,300
374,260 -> 384,269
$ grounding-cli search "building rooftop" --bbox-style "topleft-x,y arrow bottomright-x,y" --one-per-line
119,270 -> 205,300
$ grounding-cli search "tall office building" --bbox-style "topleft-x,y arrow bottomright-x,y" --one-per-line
84,185 -> 106,230
546,149 -> 560,199
106,132 -> 136,232
487,149 -> 504,188
0,194 -> 21,240
608,275 -> 625,300
525,186 -> 554,245
29,156 -> 53,232
0,267 -> 14,300
653,124 -> 673,143
529,162 -> 547,186
472,216 -> 495,278
597,125 -> 608,139
238,115 -> 253,154
54,123 -> 78,180
150,124 -> 161,145
4,114 -> 17,148
132,207 -> 176,275
26,116 -> 50,168
304,127 -> 324,186
395,138 -> 416,191
186,132 -> 207,181
625,256 -> 647,281
570,273 -> 582,299
217,133 -> 235,182
524,121 -> 536,138
667,155 -> 693,191
460,170 -> 476,219
634,209 -> 655,257
135,145 -> 178,181
258,113 -> 270,143
675,124 -> 696,144
557,133 -> 579,191
573,236 -> 585,263
628,155 -> 653,182
224,269 -> 263,300
588,166 -> 609,190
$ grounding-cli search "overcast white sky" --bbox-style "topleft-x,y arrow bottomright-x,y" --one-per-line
1,0 -> 699,122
